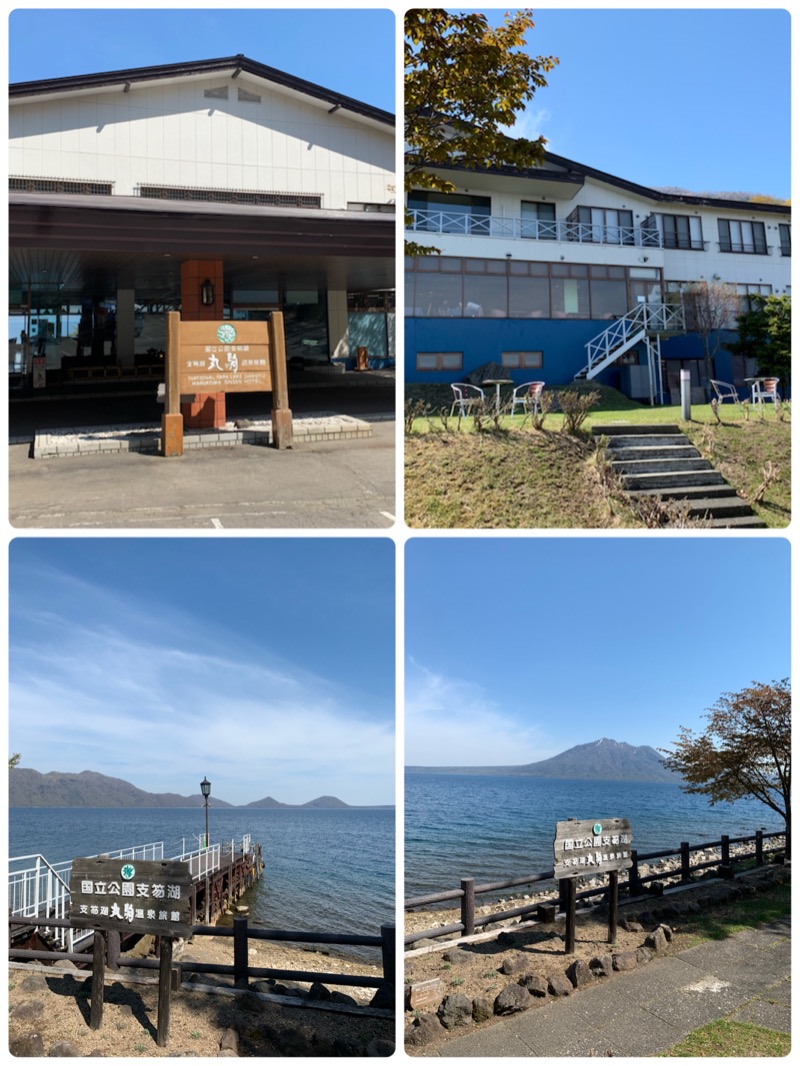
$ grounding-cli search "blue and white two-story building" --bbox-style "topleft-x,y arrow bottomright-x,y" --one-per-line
405,152 -> 790,402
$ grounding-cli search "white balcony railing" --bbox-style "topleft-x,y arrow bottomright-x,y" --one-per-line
406,209 -> 663,247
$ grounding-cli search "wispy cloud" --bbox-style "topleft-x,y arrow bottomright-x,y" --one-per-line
405,662 -> 557,767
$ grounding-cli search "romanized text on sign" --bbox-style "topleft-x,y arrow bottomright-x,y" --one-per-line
176,321 -> 272,394
553,817 -> 634,880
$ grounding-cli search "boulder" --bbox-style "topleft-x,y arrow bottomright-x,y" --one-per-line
366,1038 -> 395,1057
500,952 -> 529,975
589,954 -> 614,978
620,919 -> 644,933
307,982 -> 332,1002
20,975 -> 48,992
10,1034 -> 45,1057
442,948 -> 472,966
12,1001 -> 45,1021
405,1013 -> 446,1048
437,992 -> 473,1030
219,1030 -> 239,1053
612,951 -> 637,972
644,926 -> 669,956
472,997 -> 494,1023
636,945 -> 655,965
330,990 -> 359,1008
548,973 -> 573,997
493,983 -> 532,1016
566,960 -> 594,989
518,973 -> 548,997
370,984 -> 395,1010
48,1043 -> 82,1057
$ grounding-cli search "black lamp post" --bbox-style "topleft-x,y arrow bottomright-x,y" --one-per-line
200,776 -> 211,850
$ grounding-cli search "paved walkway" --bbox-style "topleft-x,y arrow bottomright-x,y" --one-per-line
436,916 -> 791,1057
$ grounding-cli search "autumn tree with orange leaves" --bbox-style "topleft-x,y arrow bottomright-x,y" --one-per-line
661,679 -> 791,857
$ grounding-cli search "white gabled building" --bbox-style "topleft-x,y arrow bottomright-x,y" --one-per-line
9,55 -> 395,407
405,152 -> 789,401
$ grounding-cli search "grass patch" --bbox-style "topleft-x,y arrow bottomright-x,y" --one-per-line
405,385 -> 790,528
404,429 -> 636,528
661,1019 -> 790,1057
680,881 -> 790,944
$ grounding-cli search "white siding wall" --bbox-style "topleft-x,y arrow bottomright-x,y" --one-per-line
10,74 -> 395,209
409,174 -> 790,294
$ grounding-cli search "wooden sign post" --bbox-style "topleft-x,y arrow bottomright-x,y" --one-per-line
162,311 -> 293,456
70,857 -> 193,1046
553,818 -> 634,952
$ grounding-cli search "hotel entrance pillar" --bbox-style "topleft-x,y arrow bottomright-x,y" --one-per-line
180,260 -> 226,429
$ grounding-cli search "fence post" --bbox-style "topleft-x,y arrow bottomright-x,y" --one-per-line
680,842 -> 691,882
460,878 -> 475,938
628,850 -> 641,896
558,877 -> 569,913
755,830 -> 764,867
90,929 -> 106,1030
156,936 -> 173,1048
720,835 -> 733,878
381,925 -> 396,992
233,916 -> 249,987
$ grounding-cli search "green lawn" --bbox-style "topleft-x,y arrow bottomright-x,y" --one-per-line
661,1020 -> 790,1057
405,385 -> 791,528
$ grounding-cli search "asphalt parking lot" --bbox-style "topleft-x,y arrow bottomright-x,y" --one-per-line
8,382 -> 396,530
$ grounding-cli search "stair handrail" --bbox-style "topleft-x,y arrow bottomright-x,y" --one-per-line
583,302 -> 686,378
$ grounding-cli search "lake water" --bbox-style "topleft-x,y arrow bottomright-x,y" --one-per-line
405,774 -> 782,898
10,806 -> 394,958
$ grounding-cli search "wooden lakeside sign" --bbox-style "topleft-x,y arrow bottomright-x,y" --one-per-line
553,818 -> 634,954
553,817 -> 634,880
70,856 -> 194,1046
69,856 -> 193,938
162,311 -> 293,456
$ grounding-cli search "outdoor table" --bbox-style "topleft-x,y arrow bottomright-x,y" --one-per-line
482,378 -> 513,413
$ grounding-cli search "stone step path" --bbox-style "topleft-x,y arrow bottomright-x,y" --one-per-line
593,424 -> 767,528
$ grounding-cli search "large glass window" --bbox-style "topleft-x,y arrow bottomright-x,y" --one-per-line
521,201 -> 556,240
551,277 -> 590,317
509,276 -> 550,317
778,224 -> 791,256
407,190 -> 491,234
413,272 -> 463,317
568,206 -> 634,245
589,278 -> 628,319
463,274 -> 507,317
718,218 -> 767,255
644,213 -> 704,250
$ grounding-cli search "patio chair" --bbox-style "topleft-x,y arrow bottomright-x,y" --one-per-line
450,382 -> 485,418
751,377 -> 780,405
510,381 -> 545,417
709,379 -> 740,404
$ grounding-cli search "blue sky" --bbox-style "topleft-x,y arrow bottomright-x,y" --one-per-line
9,538 -> 395,806
485,7 -> 790,201
8,8 -> 395,113
405,537 -> 791,767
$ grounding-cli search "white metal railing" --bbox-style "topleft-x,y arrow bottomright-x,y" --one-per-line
581,302 -> 685,379
407,209 -> 659,247
9,835 -> 257,950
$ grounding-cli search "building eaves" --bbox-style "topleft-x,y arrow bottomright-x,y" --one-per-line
9,54 -> 395,128
544,151 -> 790,215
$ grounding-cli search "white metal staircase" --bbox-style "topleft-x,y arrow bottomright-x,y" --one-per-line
575,302 -> 685,404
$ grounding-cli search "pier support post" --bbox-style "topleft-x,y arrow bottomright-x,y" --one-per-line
156,936 -> 174,1047
233,917 -> 249,987
90,930 -> 106,1030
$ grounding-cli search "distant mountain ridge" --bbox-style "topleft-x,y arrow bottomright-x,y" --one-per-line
406,738 -> 678,782
9,768 -> 391,809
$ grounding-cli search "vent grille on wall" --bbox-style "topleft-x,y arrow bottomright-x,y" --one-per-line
136,184 -> 322,208
10,176 -> 114,195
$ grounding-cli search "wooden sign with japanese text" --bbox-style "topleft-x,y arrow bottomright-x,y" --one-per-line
553,818 -> 633,880
69,857 -> 193,938
176,320 -> 271,394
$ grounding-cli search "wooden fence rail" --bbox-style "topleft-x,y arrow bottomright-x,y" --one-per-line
9,915 -> 395,992
405,828 -> 785,947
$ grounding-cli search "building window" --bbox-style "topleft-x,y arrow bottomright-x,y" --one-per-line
643,213 -> 704,250
567,206 -> 634,245
736,283 -> 772,315
347,202 -> 395,213
416,351 -> 463,372
521,201 -> 556,240
10,176 -> 113,196
718,218 -> 768,255
778,224 -> 791,256
407,190 -> 491,235
136,184 -> 322,208
501,350 -> 543,369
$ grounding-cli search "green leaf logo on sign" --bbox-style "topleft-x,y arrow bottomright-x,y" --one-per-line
121,864 -> 136,880
217,324 -> 236,344
593,823 -> 603,835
